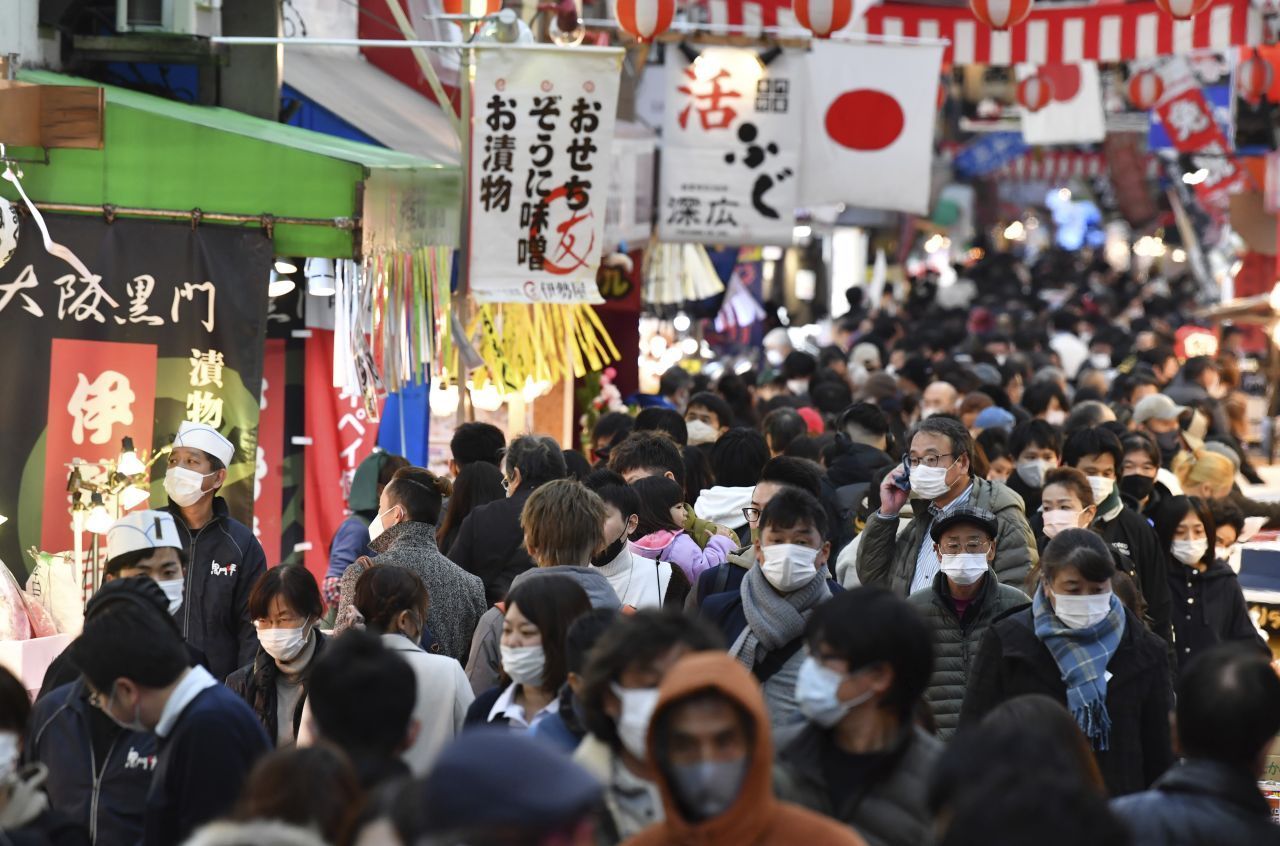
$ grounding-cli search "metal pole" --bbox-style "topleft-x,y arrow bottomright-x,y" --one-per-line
210,35 -> 624,52
22,202 -> 356,228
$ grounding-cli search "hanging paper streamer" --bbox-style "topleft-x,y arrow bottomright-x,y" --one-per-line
642,242 -> 727,307
466,303 -> 621,399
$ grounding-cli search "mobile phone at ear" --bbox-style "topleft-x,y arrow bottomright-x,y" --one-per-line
892,458 -> 912,492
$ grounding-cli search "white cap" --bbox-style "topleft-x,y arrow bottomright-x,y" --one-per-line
172,421 -> 235,466
106,510 -> 182,562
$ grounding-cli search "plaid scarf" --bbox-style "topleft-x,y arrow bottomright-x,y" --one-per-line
1032,586 -> 1125,751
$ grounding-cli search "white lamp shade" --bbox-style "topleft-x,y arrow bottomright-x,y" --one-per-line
274,258 -> 298,274
305,257 -> 337,296
86,506 -> 113,535
269,270 -> 296,298
120,486 -> 151,510
117,450 -> 146,477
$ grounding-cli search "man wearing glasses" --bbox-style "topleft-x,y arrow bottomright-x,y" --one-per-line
856,415 -> 1037,598
907,506 -> 1030,739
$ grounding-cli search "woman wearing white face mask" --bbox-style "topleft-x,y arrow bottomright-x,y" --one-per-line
1153,496 -> 1265,672
1039,468 -> 1098,547
226,565 -> 326,748
774,588 -> 942,846
906,507 -> 1030,739
466,576 -> 592,732
961,529 -> 1174,797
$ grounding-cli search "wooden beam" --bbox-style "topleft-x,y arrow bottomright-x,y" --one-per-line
0,82 -> 103,150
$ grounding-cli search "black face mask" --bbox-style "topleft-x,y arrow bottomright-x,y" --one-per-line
1120,473 -> 1155,502
1154,430 -> 1181,463
591,529 -> 629,567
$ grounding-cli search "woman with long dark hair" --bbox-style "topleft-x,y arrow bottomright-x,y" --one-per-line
436,461 -> 504,556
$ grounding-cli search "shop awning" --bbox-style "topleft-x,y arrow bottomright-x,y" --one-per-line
282,48 -> 460,167
2,70 -> 461,257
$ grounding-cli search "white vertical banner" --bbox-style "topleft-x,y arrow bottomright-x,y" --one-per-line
1017,62 -> 1106,145
799,40 -> 943,215
468,46 -> 623,304
658,47 -> 801,245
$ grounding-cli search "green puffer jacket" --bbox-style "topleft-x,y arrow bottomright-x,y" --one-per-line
907,571 -> 1030,739
856,477 -> 1037,597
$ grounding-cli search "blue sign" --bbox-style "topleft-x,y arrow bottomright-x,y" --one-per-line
1148,85 -> 1232,151
953,132 -> 1029,178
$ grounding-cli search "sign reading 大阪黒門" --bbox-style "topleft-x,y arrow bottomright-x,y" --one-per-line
0,214 -> 271,580
468,46 -> 623,305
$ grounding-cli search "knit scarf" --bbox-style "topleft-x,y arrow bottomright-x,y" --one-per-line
1032,586 -> 1125,751
729,562 -> 831,668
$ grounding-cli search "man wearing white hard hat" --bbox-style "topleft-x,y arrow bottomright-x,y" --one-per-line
163,422 -> 267,682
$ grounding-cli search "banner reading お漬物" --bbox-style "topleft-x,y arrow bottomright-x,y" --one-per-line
468,46 -> 623,304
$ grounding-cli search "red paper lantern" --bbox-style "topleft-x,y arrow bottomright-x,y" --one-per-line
1126,69 -> 1164,110
1153,0 -> 1212,21
1239,50 -> 1273,105
794,0 -> 854,38
1016,74 -> 1053,112
969,0 -> 1033,31
442,0 -> 501,16
614,0 -> 675,41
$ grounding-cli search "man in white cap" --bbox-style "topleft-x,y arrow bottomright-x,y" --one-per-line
163,421 -> 266,682
1133,394 -> 1192,469
104,510 -> 186,612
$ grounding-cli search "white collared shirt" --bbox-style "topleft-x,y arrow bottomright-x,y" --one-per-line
486,682 -> 560,730
154,665 -> 217,739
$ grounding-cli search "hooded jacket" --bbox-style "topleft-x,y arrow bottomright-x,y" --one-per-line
906,571 -> 1029,738
855,477 -> 1037,597
465,565 -> 621,695
27,679 -> 156,845
166,497 -> 267,683
335,521 -> 486,664
322,451 -> 386,602
692,486 -> 754,542
621,653 -> 865,846
1110,758 -> 1280,845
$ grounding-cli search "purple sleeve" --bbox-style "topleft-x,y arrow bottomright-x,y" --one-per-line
703,534 -> 735,567
667,534 -> 711,582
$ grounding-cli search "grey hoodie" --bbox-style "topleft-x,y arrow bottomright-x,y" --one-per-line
464,565 -> 621,695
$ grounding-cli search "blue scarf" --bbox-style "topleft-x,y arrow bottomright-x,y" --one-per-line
1032,586 -> 1125,751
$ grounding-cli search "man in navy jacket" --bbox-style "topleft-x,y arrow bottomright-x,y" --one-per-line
66,579 -> 269,846
163,421 -> 267,682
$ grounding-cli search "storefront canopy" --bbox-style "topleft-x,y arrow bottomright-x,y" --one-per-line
2,69 -> 461,257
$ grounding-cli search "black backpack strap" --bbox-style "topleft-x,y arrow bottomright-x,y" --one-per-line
712,563 -> 732,596
752,638 -> 805,685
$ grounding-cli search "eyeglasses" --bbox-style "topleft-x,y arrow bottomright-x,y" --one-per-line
87,685 -> 110,710
939,540 -> 992,555
904,453 -> 954,469
742,507 -> 761,524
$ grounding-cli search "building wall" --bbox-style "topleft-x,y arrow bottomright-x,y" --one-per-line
287,0 -> 360,52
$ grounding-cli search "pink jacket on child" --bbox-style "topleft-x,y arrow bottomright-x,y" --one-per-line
629,529 -> 735,582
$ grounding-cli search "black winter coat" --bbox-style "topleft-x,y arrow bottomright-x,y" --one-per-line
1111,759 -> 1280,846
224,631 -> 326,745
448,489 -> 535,604
166,498 -> 267,682
1166,557 -> 1267,670
1094,505 -> 1172,644
959,606 -> 1173,797
906,572 -> 1029,738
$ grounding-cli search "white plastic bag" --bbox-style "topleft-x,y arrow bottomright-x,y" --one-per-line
24,552 -> 84,637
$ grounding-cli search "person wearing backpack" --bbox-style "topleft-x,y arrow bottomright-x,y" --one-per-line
701,488 -> 837,727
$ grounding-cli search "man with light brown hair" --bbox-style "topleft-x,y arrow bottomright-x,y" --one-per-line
464,479 -> 621,694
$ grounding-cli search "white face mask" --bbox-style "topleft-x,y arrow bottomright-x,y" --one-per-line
794,657 -> 875,728
786,379 -> 809,396
164,466 -> 213,508
368,506 -> 399,543
1042,509 -> 1082,539
1171,538 -> 1209,565
1045,409 -> 1067,426
909,461 -> 955,500
610,683 -> 660,761
685,420 -> 719,447
156,578 -> 185,615
1050,589 -> 1113,629
1217,543 -> 1236,563
1015,459 -> 1051,489
939,552 -> 989,586
1087,475 -> 1115,504
0,732 -> 19,784
500,644 -> 546,687
1089,353 -> 1111,371
759,543 -> 821,592
256,621 -> 313,664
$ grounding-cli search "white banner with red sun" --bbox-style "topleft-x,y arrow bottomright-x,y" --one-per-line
468,46 -> 623,304
657,47 -> 801,246
799,40 -> 943,216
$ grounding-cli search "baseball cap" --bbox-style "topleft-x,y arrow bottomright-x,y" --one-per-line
1132,394 -> 1189,425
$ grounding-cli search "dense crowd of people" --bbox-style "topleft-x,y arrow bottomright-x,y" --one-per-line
8,259 -> 1280,845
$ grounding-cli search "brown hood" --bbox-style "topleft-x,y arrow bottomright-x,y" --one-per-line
644,651 -> 776,845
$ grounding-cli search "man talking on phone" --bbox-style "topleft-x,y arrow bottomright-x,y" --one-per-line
856,415 -> 1037,597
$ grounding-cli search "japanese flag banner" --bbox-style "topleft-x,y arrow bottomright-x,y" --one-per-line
798,40 -> 943,216
468,45 -> 623,304
658,47 -> 801,246
1017,62 -> 1106,145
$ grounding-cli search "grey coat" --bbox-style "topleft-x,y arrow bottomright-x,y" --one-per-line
856,477 -> 1037,597
336,521 -> 486,664
774,723 -> 942,846
907,571 -> 1030,738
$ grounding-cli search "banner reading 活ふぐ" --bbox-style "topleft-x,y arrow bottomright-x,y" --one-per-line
0,214 -> 271,580
469,45 -> 623,304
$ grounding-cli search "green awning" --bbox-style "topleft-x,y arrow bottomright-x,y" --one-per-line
1,70 -> 461,257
